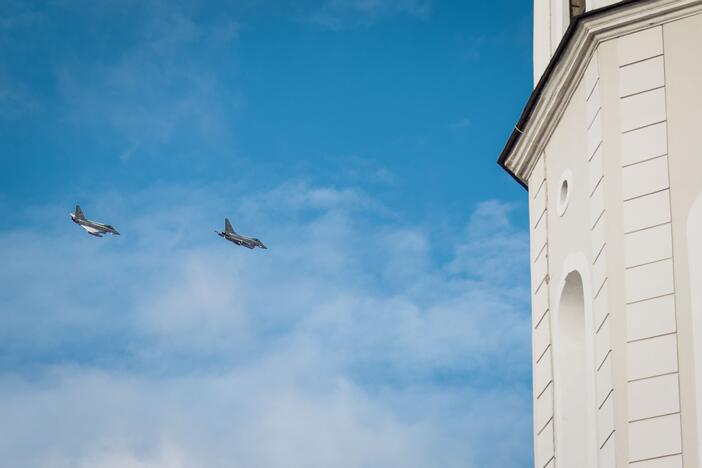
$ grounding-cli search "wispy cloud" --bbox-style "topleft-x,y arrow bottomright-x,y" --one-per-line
0,1 -> 45,118
55,6 -> 240,163
310,0 -> 431,30
450,118 -> 472,130
0,182 -> 531,467
0,72 -> 37,118
0,0 -> 44,32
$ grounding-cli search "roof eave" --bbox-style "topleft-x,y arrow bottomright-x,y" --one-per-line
497,0 -> 647,190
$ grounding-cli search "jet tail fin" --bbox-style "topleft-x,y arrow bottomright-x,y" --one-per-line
75,205 -> 85,220
224,218 -> 234,234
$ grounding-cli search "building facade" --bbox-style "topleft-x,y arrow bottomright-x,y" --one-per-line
498,1 -> 702,467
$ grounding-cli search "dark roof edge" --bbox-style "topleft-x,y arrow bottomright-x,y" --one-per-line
497,0 -> 645,190
502,159 -> 529,189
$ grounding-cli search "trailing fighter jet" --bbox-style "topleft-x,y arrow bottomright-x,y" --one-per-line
69,205 -> 120,237
216,218 -> 267,250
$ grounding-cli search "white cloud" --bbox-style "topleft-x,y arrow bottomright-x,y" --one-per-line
0,183 -> 532,467
449,200 -> 529,285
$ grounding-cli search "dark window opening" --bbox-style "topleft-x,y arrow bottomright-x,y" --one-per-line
570,0 -> 586,19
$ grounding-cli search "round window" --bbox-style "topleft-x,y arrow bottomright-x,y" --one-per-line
557,170 -> 572,217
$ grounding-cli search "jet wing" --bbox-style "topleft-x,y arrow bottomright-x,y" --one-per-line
81,225 -> 104,235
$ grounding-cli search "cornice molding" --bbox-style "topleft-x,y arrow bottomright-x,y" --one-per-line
502,0 -> 702,188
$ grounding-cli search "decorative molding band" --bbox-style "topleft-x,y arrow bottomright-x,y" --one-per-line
501,0 -> 702,186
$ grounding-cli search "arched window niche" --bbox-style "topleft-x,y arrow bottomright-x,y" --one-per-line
555,270 -> 592,468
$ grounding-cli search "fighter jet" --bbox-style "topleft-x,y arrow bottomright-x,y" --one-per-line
69,205 -> 120,237
216,218 -> 267,250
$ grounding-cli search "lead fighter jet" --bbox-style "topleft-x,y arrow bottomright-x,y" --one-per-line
69,205 -> 120,237
216,218 -> 267,250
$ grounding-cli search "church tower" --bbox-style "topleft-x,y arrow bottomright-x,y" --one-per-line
498,1 -> 702,467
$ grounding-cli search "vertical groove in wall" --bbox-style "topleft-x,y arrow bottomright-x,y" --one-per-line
585,48 -> 617,468
617,25 -> 683,465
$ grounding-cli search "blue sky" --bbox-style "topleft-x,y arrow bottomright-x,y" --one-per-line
0,1 -> 535,466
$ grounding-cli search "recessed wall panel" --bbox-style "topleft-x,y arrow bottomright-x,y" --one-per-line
625,259 -> 675,304
628,373 -> 680,421
622,155 -> 670,201
623,190 -> 671,234
627,294 -> 677,342
624,223 -> 673,268
622,121 -> 668,166
628,334 -> 678,381
617,26 -> 663,66
534,348 -> 553,397
619,55 -> 665,97
536,419 -> 555,468
628,413 -> 682,462
535,382 -> 554,433
533,311 -> 551,362
620,88 -> 667,132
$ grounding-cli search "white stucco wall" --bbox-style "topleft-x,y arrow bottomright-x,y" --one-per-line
526,8 -> 702,467
533,1 -> 628,84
